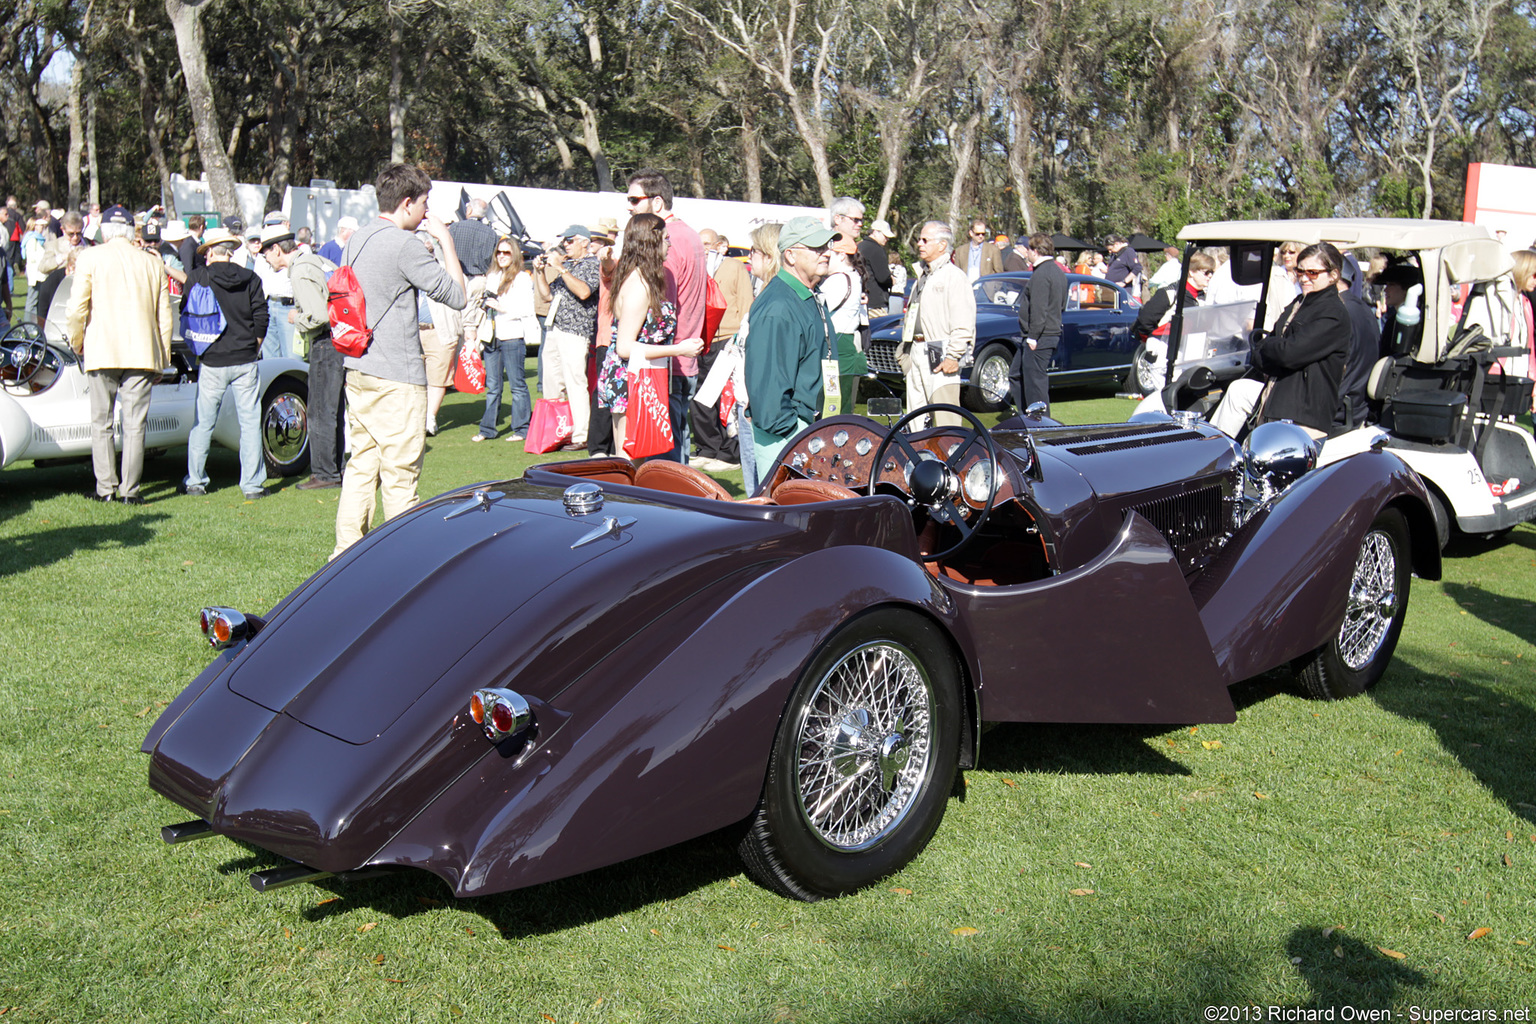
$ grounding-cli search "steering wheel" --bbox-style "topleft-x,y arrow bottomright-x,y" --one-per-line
1,322 -> 50,389
867,403 -> 1000,561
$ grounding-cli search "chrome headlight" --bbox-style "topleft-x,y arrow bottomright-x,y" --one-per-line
1243,421 -> 1320,501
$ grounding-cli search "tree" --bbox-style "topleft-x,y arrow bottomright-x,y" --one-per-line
165,0 -> 240,216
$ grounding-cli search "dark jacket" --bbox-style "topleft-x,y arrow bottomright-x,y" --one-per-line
1105,247 -> 1142,289
1253,286 -> 1350,434
1133,282 -> 1203,341
189,261 -> 268,367
856,238 -> 892,308
1336,289 -> 1383,428
1018,259 -> 1067,343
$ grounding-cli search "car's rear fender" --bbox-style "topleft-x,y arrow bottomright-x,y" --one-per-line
373,543 -> 964,896
1191,451 -> 1438,685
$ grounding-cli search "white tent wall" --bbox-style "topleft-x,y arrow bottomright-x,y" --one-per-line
170,174 -> 827,249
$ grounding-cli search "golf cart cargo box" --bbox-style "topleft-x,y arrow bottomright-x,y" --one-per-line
1390,390 -> 1467,443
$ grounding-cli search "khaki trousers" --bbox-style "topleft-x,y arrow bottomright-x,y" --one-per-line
331,371 -> 427,559
87,369 -> 155,498
542,327 -> 591,445
903,347 -> 962,429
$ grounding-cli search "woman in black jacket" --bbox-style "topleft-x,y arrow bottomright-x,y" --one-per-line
1211,242 -> 1350,438
1251,242 -> 1351,434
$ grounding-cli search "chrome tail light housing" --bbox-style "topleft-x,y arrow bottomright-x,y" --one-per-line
469,688 -> 534,744
198,607 -> 253,650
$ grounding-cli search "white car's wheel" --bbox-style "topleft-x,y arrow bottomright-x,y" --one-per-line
262,378 -> 310,478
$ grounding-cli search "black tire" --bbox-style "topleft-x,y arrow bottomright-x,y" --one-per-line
1124,342 -> 1162,396
738,609 -> 962,901
1295,508 -> 1412,700
962,342 -> 1013,413
261,377 -> 311,478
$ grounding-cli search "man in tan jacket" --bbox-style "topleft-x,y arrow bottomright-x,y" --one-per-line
65,205 -> 174,504
905,220 -> 976,428
952,219 -> 1005,282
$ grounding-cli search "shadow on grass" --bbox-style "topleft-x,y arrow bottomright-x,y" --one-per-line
1442,580 -> 1536,648
978,721 -> 1191,777
1285,925 -> 1429,1007
1373,659 -> 1536,829
280,826 -> 743,938
0,506 -> 170,576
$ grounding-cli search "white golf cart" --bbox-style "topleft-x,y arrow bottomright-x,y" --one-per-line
1134,218 -> 1535,547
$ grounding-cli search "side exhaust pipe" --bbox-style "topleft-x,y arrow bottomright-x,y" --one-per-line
250,865 -> 336,892
161,820 -> 214,844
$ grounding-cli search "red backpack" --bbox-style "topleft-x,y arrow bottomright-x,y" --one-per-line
327,264 -> 372,358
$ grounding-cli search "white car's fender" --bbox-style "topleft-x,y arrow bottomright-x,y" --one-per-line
0,390 -> 32,468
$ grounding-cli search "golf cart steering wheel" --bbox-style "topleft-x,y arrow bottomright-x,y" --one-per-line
868,403 -> 1000,562
1,322 -> 49,389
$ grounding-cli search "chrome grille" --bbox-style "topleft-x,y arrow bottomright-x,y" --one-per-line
865,337 -> 903,375
1130,485 -> 1226,551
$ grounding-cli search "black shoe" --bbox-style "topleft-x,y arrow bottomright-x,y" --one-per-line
85,491 -> 112,503
182,484 -> 207,497
121,495 -> 146,506
242,489 -> 270,500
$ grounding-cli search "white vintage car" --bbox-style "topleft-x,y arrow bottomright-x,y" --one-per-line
0,322 -> 310,481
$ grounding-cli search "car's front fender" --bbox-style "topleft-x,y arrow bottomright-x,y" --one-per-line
1192,450 -> 1438,685
0,390 -> 30,467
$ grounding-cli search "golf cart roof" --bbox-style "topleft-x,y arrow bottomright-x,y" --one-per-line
1179,218 -> 1517,365
1178,218 -> 1496,251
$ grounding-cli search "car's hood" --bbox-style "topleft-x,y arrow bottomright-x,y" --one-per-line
870,306 -> 1019,342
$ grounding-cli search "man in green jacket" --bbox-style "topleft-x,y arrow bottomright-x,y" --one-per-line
743,216 -> 838,483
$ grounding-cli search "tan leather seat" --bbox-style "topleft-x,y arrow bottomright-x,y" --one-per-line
633,460 -> 734,501
771,478 -> 860,505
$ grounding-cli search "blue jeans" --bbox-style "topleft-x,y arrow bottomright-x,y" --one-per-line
262,300 -> 296,359
478,338 -> 532,439
738,406 -> 758,496
185,361 -> 265,494
666,372 -> 697,463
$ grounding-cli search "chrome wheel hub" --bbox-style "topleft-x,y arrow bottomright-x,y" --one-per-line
977,354 -> 1009,405
1339,529 -> 1398,670
263,393 -> 309,469
795,641 -> 934,851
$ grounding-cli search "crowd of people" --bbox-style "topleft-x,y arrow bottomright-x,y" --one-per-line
12,174 -> 1536,554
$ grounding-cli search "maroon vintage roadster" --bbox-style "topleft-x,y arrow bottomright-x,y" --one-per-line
144,404 -> 1440,901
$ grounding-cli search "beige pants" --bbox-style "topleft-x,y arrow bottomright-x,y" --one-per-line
903,345 -> 962,429
542,327 -> 591,445
331,371 -> 427,559
87,368 -> 155,499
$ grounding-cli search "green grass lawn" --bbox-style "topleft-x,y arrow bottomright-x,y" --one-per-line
1,383 -> 1533,1022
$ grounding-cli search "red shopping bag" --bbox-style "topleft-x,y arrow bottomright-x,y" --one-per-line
454,343 -> 486,394
623,357 -> 674,460
523,398 -> 574,454
718,379 -> 737,427
703,273 -> 727,352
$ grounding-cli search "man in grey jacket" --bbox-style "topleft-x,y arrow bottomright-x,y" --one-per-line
261,224 -> 344,490
1012,233 -> 1068,414
331,163 -> 466,559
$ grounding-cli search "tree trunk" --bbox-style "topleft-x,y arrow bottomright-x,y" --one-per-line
165,0 -> 241,218
740,105 -> 763,204
129,14 -> 176,217
389,18 -> 407,163
86,93 -> 100,208
67,42 -> 87,209
572,98 -> 613,192
946,114 -> 979,229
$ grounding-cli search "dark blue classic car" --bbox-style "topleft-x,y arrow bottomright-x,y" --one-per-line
866,272 -> 1142,412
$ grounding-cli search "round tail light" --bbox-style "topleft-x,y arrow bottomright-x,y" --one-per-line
470,688 -> 533,743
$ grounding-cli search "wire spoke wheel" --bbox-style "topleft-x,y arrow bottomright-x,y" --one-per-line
794,641 -> 934,851
1338,529 -> 1398,670
738,609 -> 961,900
1296,508 -> 1412,700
